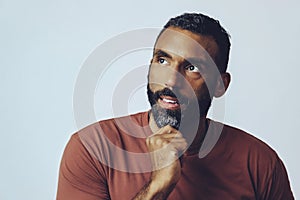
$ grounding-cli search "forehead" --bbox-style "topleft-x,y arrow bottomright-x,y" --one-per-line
154,27 -> 219,62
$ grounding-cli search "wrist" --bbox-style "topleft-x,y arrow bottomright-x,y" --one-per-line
148,178 -> 175,199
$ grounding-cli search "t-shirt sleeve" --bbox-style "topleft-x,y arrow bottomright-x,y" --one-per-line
260,158 -> 294,200
56,134 -> 110,200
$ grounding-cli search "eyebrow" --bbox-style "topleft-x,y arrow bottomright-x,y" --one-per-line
153,49 -> 173,59
185,57 -> 207,65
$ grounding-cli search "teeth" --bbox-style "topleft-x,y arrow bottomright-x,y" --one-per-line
162,98 -> 177,104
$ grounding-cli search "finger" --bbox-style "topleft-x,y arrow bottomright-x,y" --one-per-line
160,139 -> 188,152
165,139 -> 188,150
152,125 -> 178,136
148,131 -> 183,143
147,135 -> 173,146
147,133 -> 184,147
173,141 -> 188,152
161,132 -> 183,139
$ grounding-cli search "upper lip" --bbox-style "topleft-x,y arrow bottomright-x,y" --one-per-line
159,95 -> 189,106
155,88 -> 189,105
160,95 -> 178,102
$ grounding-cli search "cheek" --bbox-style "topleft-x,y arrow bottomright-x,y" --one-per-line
185,78 -> 215,101
183,78 -> 205,95
148,66 -> 163,91
148,65 -> 170,87
148,67 -> 155,82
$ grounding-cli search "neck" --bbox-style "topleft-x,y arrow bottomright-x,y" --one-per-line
186,117 -> 207,153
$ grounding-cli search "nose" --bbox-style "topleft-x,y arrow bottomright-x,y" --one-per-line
165,67 -> 182,88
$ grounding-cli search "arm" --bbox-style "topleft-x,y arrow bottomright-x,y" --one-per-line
56,134 -> 110,200
132,179 -> 176,200
262,158 -> 294,200
132,125 -> 187,200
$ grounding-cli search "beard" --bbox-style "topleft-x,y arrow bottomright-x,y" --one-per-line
147,84 -> 212,130
147,85 -> 182,129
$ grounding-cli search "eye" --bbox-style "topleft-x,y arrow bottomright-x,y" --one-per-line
157,57 -> 168,65
184,64 -> 200,72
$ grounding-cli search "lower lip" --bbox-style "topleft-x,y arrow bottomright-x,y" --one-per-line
158,98 -> 181,110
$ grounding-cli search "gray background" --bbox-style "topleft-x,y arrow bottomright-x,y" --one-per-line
1,0 -> 299,199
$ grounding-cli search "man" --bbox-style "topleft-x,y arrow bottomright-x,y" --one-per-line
57,13 -> 294,199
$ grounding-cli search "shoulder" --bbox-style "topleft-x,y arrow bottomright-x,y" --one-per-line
79,111 -> 149,134
218,123 -> 294,199
221,122 -> 278,158
62,111 -> 149,164
68,111 -> 152,173
217,122 -> 284,181
76,111 -> 149,143
206,120 -> 281,171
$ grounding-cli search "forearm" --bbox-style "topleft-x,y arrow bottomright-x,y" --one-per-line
135,125 -> 184,200
132,179 -> 175,200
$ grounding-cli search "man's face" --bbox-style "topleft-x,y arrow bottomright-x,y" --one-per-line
147,27 -> 220,129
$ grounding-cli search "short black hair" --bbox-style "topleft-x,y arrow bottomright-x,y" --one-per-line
163,13 -> 231,73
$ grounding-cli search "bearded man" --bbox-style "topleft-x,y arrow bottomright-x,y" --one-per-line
57,13 -> 294,200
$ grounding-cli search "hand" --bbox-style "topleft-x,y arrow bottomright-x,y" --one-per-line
146,125 -> 188,191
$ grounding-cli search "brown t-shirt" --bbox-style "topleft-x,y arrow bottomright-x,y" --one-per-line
57,111 -> 294,199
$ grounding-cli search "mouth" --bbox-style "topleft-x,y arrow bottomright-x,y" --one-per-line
158,95 -> 185,110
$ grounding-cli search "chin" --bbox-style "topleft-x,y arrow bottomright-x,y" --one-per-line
151,103 -> 181,130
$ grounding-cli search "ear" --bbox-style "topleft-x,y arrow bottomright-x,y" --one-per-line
213,72 -> 231,98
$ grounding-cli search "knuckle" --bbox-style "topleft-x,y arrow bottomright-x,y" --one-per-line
164,125 -> 172,129
162,141 -> 169,147
146,138 -> 152,146
149,137 -> 155,145
155,138 -> 162,145
184,141 -> 188,147
164,125 -> 173,132
146,136 -> 154,145
176,131 -> 182,137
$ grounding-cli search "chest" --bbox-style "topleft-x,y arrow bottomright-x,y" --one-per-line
106,155 -> 256,200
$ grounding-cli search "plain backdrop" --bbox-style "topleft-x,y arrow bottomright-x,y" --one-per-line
1,0 -> 299,199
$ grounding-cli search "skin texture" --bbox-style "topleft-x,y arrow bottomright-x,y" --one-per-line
132,27 -> 230,200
